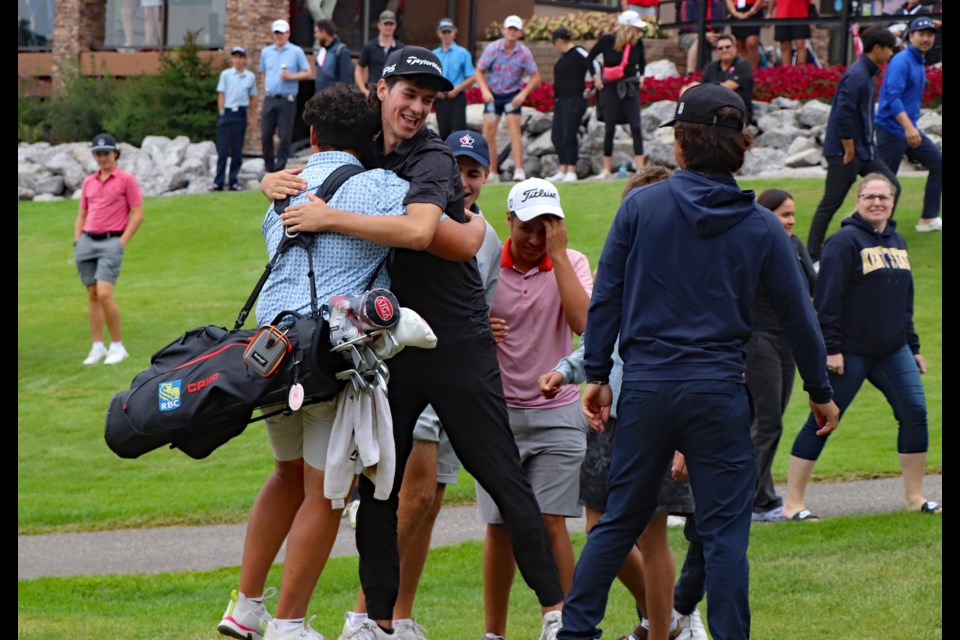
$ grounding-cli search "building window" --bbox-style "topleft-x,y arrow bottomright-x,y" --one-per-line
103,0 -> 225,50
19,0 -> 55,50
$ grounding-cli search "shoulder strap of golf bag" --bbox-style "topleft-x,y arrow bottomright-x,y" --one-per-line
234,164 -> 366,329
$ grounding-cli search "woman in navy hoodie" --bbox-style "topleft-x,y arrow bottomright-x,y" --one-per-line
783,172 -> 941,519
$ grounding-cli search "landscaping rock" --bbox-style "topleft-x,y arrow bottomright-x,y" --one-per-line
784,148 -> 822,167
644,59 -> 680,80
796,100 -> 831,128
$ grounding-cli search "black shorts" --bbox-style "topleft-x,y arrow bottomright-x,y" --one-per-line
731,9 -> 764,39
775,23 -> 812,42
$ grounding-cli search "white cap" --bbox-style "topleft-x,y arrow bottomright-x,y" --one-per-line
503,15 -> 523,30
617,10 -> 647,29
508,178 -> 564,222
271,19 -> 290,33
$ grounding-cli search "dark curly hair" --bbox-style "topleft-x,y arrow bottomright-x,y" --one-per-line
674,106 -> 754,174
302,84 -> 379,152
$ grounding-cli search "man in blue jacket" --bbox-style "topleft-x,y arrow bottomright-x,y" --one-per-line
558,83 -> 840,640
313,19 -> 353,94
807,26 -> 897,262
876,16 -> 942,232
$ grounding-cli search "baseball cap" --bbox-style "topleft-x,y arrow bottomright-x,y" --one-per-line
503,15 -> 523,30
551,27 -> 572,41
445,130 -> 489,168
618,10 -> 647,29
381,46 -> 454,91
231,45 -> 247,56
659,83 -> 746,131
91,133 -> 118,152
908,16 -> 937,33
508,178 -> 564,222
437,18 -> 455,32
379,10 -> 397,23
272,19 -> 290,33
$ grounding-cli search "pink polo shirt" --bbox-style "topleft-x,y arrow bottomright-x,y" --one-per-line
80,168 -> 143,233
491,240 -> 593,408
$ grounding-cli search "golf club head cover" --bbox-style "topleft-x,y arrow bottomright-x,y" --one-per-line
353,288 -> 400,331
391,307 -> 437,350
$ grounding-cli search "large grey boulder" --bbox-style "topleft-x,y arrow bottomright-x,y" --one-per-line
786,136 -> 817,156
754,125 -> 806,152
770,97 -> 801,110
141,135 -> 191,168
525,111 -> 553,136
33,193 -> 65,202
465,104 -> 485,131
739,147 -> 787,176
784,148 -> 823,167
645,140 -> 678,168
33,174 -> 65,196
757,110 -> 800,133
45,151 -> 88,192
641,100 -> 679,133
796,100 -> 831,128
19,186 -> 36,200
644,59 -> 680,80
918,111 -> 942,137
526,129 -> 556,157
540,154 -> 560,178
184,141 -> 217,166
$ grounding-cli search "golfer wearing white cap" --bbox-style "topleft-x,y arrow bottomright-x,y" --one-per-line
475,15 -> 541,182
259,18 -> 311,171
480,178 -> 592,640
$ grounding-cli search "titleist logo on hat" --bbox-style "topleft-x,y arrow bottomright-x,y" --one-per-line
520,188 -> 558,203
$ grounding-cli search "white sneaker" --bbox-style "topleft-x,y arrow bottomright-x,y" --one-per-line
512,168 -> 527,182
915,217 -> 942,232
265,616 -> 325,639
82,344 -> 107,365
539,610 -> 563,640
546,171 -> 566,183
562,171 -> 578,183
394,619 -> 428,640
338,619 -> 391,640
104,343 -> 129,365
217,588 -> 276,640
674,609 -> 707,640
486,173 -> 501,184
593,169 -> 612,180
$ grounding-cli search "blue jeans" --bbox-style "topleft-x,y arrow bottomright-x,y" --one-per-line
876,127 -> 942,220
791,344 -> 928,461
560,380 -> 754,640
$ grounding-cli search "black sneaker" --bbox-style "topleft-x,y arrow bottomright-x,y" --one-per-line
229,184 -> 242,191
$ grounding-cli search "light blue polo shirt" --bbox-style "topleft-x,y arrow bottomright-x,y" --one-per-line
216,67 -> 257,109
259,42 -> 310,96
432,41 -> 475,88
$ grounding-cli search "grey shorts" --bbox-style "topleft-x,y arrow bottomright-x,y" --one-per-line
679,33 -> 698,52
263,400 -> 343,470
412,404 -> 461,485
75,234 -> 124,286
579,417 -> 695,516
476,402 -> 587,523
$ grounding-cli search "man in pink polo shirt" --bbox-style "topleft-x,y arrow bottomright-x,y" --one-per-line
479,177 -> 592,640
74,133 -> 144,365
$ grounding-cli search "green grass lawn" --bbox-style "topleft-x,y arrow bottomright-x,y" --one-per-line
17,178 -> 940,534
17,511 -> 941,639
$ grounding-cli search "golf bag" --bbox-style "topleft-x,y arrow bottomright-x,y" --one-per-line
104,164 -> 370,459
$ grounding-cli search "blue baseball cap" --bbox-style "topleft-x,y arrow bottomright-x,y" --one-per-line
444,130 -> 489,167
908,16 -> 937,34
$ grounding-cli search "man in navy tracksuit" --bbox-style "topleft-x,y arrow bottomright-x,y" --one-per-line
806,27 -> 898,262
558,84 -> 840,640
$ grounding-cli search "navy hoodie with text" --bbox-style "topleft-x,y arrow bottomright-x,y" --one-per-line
584,170 -> 832,403
815,213 -> 920,358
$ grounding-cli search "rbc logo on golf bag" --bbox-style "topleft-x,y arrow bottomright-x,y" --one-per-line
158,380 -> 182,412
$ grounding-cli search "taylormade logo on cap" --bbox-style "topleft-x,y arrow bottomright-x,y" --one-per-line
381,64 -> 396,76
406,55 -> 443,75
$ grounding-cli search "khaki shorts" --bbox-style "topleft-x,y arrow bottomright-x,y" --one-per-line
476,402 -> 587,523
263,400 -> 340,469
75,234 -> 124,286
